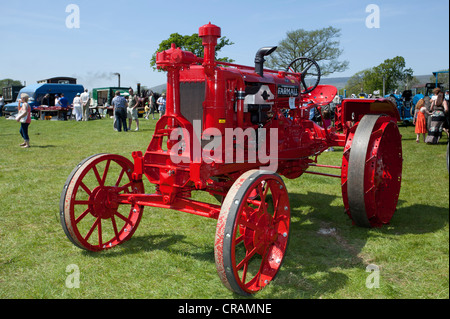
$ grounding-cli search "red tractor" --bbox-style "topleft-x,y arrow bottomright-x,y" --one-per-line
60,23 -> 402,296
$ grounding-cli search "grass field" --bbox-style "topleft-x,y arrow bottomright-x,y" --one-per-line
0,116 -> 448,299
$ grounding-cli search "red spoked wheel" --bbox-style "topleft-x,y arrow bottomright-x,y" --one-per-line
60,154 -> 144,251
214,170 -> 291,296
341,115 -> 402,228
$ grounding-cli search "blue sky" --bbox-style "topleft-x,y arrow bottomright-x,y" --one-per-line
0,0 -> 448,90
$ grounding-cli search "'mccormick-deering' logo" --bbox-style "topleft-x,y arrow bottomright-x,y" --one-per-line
277,85 -> 299,97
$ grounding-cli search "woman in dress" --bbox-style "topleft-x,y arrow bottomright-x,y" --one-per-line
413,99 -> 428,143
426,88 -> 449,144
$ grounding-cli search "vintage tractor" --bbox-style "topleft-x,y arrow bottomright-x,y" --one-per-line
60,23 -> 403,296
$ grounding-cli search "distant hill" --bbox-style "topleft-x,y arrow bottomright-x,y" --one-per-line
320,77 -> 350,89
149,83 -> 166,93
150,74 -> 436,93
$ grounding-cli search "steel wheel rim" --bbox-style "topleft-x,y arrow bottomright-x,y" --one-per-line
61,154 -> 144,251
215,170 -> 290,295
342,115 -> 402,227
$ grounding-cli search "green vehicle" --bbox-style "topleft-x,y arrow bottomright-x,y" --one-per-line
92,87 -> 130,107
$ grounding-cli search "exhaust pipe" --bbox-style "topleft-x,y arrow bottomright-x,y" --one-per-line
255,46 -> 277,76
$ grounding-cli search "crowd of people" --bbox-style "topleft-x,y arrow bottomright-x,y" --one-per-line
414,88 -> 449,144
110,90 -> 166,132
10,86 -> 449,149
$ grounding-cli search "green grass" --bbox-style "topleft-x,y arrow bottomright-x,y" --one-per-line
0,117 -> 448,299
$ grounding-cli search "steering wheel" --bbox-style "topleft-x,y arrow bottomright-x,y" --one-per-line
286,57 -> 321,94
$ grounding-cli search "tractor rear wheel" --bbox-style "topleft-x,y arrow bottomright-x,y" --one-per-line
214,170 -> 291,296
60,154 -> 144,251
341,115 -> 402,228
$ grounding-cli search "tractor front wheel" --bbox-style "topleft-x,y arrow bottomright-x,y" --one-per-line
214,170 -> 291,296
60,154 -> 144,251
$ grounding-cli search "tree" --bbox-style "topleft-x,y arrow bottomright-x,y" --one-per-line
345,69 -> 372,96
372,56 -> 413,93
0,79 -> 23,92
266,26 -> 349,76
345,56 -> 414,95
150,33 -> 234,71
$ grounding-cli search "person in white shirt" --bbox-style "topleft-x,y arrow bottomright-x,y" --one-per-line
157,93 -> 166,119
0,94 -> 5,117
55,95 -> 61,107
73,93 -> 83,121
80,89 -> 90,121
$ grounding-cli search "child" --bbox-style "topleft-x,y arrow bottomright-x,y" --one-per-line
413,99 -> 428,143
16,93 -> 32,148
322,109 -> 332,129
144,102 -> 150,120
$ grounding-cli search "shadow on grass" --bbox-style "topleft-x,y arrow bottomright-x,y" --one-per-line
266,191 -> 449,298
30,144 -> 57,148
79,191 -> 448,298
81,232 -> 216,264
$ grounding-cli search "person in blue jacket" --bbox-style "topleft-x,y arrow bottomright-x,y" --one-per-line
59,93 -> 69,120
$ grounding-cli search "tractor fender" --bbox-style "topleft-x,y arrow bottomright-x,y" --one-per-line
339,98 -> 401,127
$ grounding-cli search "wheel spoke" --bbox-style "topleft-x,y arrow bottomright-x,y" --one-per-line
115,211 -> 133,225
115,168 -> 126,187
101,159 -> 111,186
75,208 -> 91,224
97,218 -> 103,247
74,200 -> 93,206
84,217 -> 100,242
79,181 -> 92,196
92,165 -> 103,186
272,192 -> 282,224
235,234 -> 244,245
257,183 -> 269,216
111,215 -> 120,242
117,181 -> 133,193
242,261 -> 249,284
236,244 -> 261,271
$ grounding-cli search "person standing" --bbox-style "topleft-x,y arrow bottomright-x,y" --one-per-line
80,89 -> 90,121
157,93 -> 166,119
111,91 -> 128,132
150,92 -> 158,120
127,88 -> 140,131
16,93 -> 32,148
413,99 -> 428,143
59,93 -> 69,120
55,94 -> 61,107
73,93 -> 83,121
0,94 -> 5,117
426,88 -> 449,144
